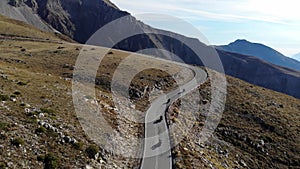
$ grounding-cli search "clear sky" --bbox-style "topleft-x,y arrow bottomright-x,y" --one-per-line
111,0 -> 300,58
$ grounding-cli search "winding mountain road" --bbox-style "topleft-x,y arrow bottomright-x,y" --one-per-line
140,65 -> 207,169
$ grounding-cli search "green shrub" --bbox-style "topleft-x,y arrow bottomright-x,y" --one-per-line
37,155 -> 45,162
25,116 -> 37,124
17,81 -> 27,86
0,122 -> 9,131
85,144 -> 99,159
73,142 -> 84,150
0,94 -> 9,101
11,137 -> 25,147
0,162 -> 7,169
44,153 -> 58,169
45,129 -> 58,138
27,111 -> 39,117
35,126 -> 46,134
40,108 -> 57,116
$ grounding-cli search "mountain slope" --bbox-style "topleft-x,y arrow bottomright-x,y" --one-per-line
34,0 -> 129,43
0,14 -> 59,41
218,50 -> 300,98
217,39 -> 300,71
0,0 -> 54,32
0,0 -> 300,99
292,53 -> 300,62
169,75 -> 300,169
0,16 -> 191,168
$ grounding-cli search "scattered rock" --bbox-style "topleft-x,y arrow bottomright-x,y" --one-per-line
38,113 -> 45,118
85,165 -> 92,169
42,99 -> 52,103
202,99 -> 209,104
239,160 -> 247,167
221,163 -> 229,168
7,162 -> 13,168
0,75 -> 8,80
10,97 -> 17,102
260,139 -> 265,146
63,136 -> 72,143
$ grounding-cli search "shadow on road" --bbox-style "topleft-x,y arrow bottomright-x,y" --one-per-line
151,139 -> 162,150
153,116 -> 163,124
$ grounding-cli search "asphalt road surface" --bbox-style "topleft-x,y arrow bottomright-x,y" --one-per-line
140,65 -> 207,169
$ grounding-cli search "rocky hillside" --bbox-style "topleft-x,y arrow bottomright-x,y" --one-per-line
217,39 -> 300,71
217,50 -> 300,99
0,0 -> 54,32
0,0 -> 300,99
0,15 -> 192,168
168,74 -> 300,169
1,0 -> 128,43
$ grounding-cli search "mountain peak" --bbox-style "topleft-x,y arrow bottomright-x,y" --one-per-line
234,39 -> 249,43
228,39 -> 256,46
231,39 -> 262,46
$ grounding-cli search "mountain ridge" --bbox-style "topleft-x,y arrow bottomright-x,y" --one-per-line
217,39 -> 300,71
292,53 -> 300,62
0,0 -> 300,99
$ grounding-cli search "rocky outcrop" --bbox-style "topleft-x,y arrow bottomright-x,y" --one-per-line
31,0 -> 129,43
0,0 -> 54,31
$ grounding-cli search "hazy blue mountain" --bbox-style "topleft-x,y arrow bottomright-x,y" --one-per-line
292,53 -> 300,62
217,39 -> 300,71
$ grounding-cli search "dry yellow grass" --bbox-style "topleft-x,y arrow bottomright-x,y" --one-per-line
0,37 -> 194,168
169,74 -> 300,169
0,14 -> 74,42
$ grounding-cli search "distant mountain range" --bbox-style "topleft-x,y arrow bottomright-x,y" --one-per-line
217,39 -> 300,71
0,0 -> 299,99
292,53 -> 300,62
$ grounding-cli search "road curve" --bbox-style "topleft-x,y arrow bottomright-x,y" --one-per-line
140,64 -> 207,169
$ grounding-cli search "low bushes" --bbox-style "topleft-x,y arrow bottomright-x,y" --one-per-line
11,137 -> 25,147
85,144 -> 99,159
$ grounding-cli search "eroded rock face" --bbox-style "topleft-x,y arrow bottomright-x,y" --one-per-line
9,0 -> 24,7
9,0 -> 37,12
3,0 -> 129,42
0,0 -> 54,31
27,0 -> 128,43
